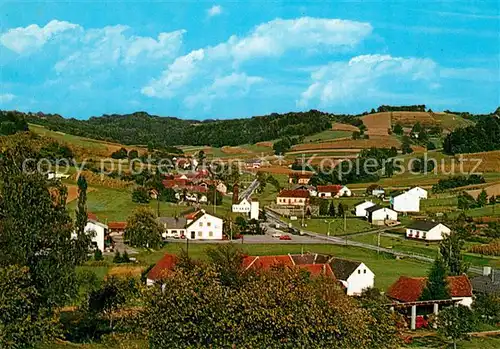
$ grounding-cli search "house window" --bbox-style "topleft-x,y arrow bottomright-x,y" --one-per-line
207,222 -> 211,227
208,231 -> 213,237
199,222 -> 203,227
172,230 -> 177,234
423,233 -> 427,239
197,231 -> 202,237
364,269 -> 366,274
358,270 -> 361,274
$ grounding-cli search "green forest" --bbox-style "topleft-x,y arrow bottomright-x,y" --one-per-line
16,110 -> 333,147
443,115 -> 500,154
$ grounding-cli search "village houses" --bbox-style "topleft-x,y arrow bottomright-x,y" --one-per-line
157,209 -> 223,240
276,189 -> 310,206
354,200 -> 376,217
365,205 -> 398,225
317,185 -> 352,198
406,221 -> 451,241
391,191 -> 421,212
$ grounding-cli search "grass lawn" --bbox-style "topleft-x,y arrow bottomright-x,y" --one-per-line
66,185 -> 236,222
135,242 -> 430,290
302,130 -> 351,143
350,233 -> 500,269
286,216 -> 374,236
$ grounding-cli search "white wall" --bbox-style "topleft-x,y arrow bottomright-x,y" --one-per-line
453,296 -> 473,308
250,201 -> 259,220
276,197 -> 307,206
338,187 -> 352,197
408,187 -> 428,199
393,193 -> 420,212
355,201 -> 375,217
346,263 -> 375,296
371,208 -> 398,222
163,229 -> 185,239
185,214 -> 223,240
84,221 -> 106,252
232,199 -> 251,213
406,224 -> 451,241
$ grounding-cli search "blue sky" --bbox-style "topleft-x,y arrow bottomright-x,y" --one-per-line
1,0 -> 499,119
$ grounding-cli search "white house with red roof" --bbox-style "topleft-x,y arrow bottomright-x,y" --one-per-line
387,275 -> 473,307
276,189 -> 310,206
317,185 -> 351,198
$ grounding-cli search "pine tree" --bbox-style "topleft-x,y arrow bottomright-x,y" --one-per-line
328,201 -> 336,217
420,258 -> 450,301
439,232 -> 469,276
337,203 -> 345,218
477,189 -> 488,207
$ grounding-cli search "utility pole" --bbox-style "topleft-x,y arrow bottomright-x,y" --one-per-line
344,212 -> 347,232
186,237 -> 189,257
377,231 -> 381,255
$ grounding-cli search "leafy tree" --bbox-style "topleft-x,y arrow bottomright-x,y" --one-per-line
125,207 -> 162,249
94,249 -> 104,261
489,195 -> 497,205
127,149 -> 139,160
393,123 -> 403,135
457,192 -> 476,210
436,305 -> 476,349
473,294 -> 500,325
319,199 -> 329,216
328,201 -> 336,217
39,141 -> 74,161
439,232 -> 469,276
444,116 -> 500,154
477,189 -> 488,207
0,266 -> 59,348
111,147 -> 128,159
113,251 -> 122,264
411,122 -> 423,134
0,110 -> 29,135
426,141 -> 436,150
205,244 -> 245,287
159,187 -> 177,203
235,216 -> 248,231
87,276 -> 138,331
420,258 -> 450,301
132,186 -> 150,203
352,131 -> 361,140
401,136 -> 413,154
0,140 -> 90,347
337,203 -> 345,218
143,265 -> 403,348
207,185 -> 223,206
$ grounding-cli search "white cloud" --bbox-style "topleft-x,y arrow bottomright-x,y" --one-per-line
0,20 -> 80,54
0,93 -> 15,104
184,73 -> 264,110
0,20 -> 186,73
207,5 -> 223,17
142,17 -> 372,99
440,67 -> 500,82
298,54 -> 437,107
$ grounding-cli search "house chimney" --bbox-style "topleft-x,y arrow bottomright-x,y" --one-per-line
232,184 -> 239,204
483,266 -> 492,277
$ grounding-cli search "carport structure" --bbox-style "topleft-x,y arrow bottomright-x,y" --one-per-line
387,299 -> 461,330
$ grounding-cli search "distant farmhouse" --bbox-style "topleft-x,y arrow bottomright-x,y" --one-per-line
276,189 -> 310,206
317,185 -> 351,198
157,209 -> 223,240
406,221 -> 451,241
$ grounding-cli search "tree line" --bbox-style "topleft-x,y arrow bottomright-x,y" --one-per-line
443,115 -> 500,154
18,110 -> 333,148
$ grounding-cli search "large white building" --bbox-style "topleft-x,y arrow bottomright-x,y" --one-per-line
365,205 -> 398,225
329,258 -> 375,296
406,221 -> 451,241
407,186 -> 428,199
391,191 -> 420,212
72,214 -> 108,252
232,198 -> 260,220
184,210 -> 224,240
354,201 -> 376,217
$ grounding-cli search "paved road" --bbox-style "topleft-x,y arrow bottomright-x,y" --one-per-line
264,209 -> 485,275
239,178 -> 259,200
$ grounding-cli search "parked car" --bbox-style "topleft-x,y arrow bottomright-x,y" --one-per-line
279,235 -> 292,241
272,232 -> 282,238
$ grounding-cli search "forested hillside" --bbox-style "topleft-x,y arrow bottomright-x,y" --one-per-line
19,110 -> 333,147
0,111 -> 28,136
443,115 -> 500,154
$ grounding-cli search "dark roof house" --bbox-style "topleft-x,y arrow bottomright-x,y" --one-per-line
406,221 -> 442,231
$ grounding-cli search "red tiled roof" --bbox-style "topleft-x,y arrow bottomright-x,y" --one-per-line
317,185 -> 343,194
277,189 -> 310,198
242,256 -> 335,279
242,255 -> 294,270
297,264 -> 335,278
108,222 -> 127,230
147,253 -> 178,281
163,179 -> 190,188
387,275 -> 473,302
